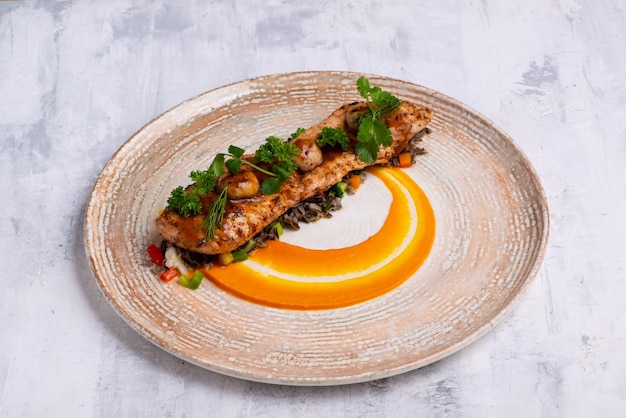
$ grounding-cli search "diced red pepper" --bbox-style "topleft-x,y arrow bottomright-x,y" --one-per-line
160,267 -> 178,282
147,244 -> 164,267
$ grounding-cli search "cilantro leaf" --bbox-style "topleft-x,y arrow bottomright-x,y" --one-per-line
317,126 -> 349,150
370,87 -> 401,110
371,118 -> 393,147
356,76 -> 371,99
272,163 -> 292,180
209,153 -> 225,177
260,177 -> 284,195
356,117 -> 375,143
353,77 -> 401,164
228,145 -> 245,158
225,158 -> 241,174
355,118 -> 379,164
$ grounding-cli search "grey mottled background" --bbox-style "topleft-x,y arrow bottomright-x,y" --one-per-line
1,0 -> 625,416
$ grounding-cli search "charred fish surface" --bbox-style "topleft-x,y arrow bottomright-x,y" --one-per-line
156,101 -> 433,255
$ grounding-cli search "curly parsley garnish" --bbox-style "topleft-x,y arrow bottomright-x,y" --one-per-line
317,126 -> 349,151
166,155 -> 223,217
290,127 -> 306,140
354,76 -> 401,163
167,186 -> 203,217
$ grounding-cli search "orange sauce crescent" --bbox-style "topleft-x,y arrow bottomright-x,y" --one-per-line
206,167 -> 436,309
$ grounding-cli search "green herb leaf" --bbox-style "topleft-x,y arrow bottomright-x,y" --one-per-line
356,76 -> 371,99
290,127 -> 306,139
370,87 -> 401,110
202,186 -> 228,239
371,118 -> 393,147
225,158 -> 241,174
272,163 -> 292,180
254,136 -> 299,170
167,186 -> 203,216
228,145 -> 245,158
353,77 -> 401,163
354,141 -> 379,165
209,153 -> 225,177
252,136 -> 299,195
317,126 -> 349,150
190,169 -> 217,195
260,177 -> 284,195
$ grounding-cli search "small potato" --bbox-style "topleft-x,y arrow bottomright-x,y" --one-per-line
293,138 -> 323,171
218,171 -> 260,200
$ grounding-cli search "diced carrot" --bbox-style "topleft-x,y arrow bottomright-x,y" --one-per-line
398,152 -> 413,168
349,174 -> 361,190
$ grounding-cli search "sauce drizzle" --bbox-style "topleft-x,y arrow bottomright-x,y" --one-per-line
206,167 -> 436,309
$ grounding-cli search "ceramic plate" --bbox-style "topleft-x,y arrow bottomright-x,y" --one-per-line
84,71 -> 549,385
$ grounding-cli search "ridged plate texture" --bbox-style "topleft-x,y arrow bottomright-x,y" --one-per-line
84,71 -> 549,385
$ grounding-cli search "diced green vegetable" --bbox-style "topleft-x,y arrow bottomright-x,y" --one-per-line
232,249 -> 249,263
270,221 -> 283,237
329,182 -> 348,198
240,239 -> 257,254
178,270 -> 204,290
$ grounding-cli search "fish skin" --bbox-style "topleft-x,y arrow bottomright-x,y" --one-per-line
155,101 -> 433,255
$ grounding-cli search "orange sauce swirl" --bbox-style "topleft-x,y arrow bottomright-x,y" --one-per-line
205,167 -> 435,310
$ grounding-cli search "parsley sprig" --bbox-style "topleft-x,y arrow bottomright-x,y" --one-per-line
317,126 -> 349,151
354,77 -> 401,163
166,155 -> 223,217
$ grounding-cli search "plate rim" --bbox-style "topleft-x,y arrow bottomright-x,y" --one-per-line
84,70 -> 550,385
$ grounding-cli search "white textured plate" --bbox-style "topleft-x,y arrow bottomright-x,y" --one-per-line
84,71 -> 549,385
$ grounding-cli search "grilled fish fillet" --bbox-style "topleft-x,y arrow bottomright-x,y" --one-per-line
156,101 -> 433,255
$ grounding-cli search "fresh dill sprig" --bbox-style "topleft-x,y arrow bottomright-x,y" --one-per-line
202,186 -> 228,239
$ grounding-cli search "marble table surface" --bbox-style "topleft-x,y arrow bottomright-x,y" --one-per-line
1,0 -> 625,416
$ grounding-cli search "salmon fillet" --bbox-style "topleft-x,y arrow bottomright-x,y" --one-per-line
156,101 -> 433,255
